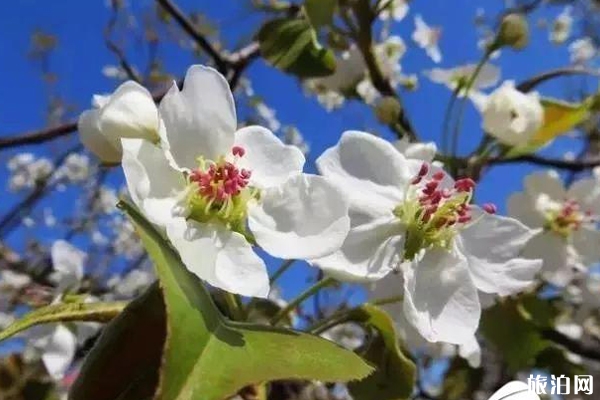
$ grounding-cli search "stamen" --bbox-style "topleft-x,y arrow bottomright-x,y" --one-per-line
482,203 -> 497,214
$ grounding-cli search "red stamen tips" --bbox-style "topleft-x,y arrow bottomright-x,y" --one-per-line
418,163 -> 429,177
232,146 -> 246,157
432,171 -> 445,181
482,203 -> 497,214
454,178 -> 476,193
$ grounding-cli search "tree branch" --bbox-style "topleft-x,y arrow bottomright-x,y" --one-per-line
542,329 -> 600,361
486,154 -> 600,171
156,0 -> 229,73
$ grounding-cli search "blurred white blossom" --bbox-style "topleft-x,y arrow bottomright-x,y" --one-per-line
7,153 -> 53,192
412,15 -> 442,63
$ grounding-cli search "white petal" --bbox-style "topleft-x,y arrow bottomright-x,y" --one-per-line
394,138 -> 437,162
51,240 -> 86,288
458,335 -> 481,368
166,218 -> 269,298
489,381 -> 540,400
317,131 -> 414,220
249,174 -> 350,260
78,109 -> 122,163
459,209 -> 542,296
524,170 -> 566,201
522,231 -> 574,286
507,192 -> 545,228
121,138 -> 186,226
568,176 -> 600,214
313,216 -> 404,282
234,125 -> 304,188
572,226 -> 600,266
159,65 -> 236,169
42,325 -> 77,380
402,247 -> 480,344
99,81 -> 159,142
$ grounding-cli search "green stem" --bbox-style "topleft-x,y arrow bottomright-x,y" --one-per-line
224,292 -> 244,321
270,259 -> 296,285
308,310 -> 353,335
270,277 -> 336,325
370,295 -> 404,306
449,50 -> 493,172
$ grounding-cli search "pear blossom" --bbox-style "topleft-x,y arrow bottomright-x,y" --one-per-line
78,81 -> 160,163
7,153 -> 53,192
107,268 -> 155,299
369,274 -> 482,367
379,0 -> 408,21
569,37 -> 596,65
394,136 -> 437,163
55,153 -> 90,183
550,6 -> 573,44
424,63 -> 500,98
508,171 -> 600,286
412,15 -> 442,63
313,131 -> 542,343
122,65 -> 350,298
481,81 -> 544,147
50,240 -> 86,291
488,381 -> 540,400
321,323 -> 365,350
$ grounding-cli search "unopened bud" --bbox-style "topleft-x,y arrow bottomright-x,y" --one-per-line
493,14 -> 529,51
375,96 -> 402,125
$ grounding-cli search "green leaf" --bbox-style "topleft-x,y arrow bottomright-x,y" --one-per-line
0,301 -> 126,342
258,17 -> 336,78
480,298 -> 550,371
121,201 -> 373,400
305,0 -> 336,28
505,98 -> 590,157
70,285 -> 166,400
348,305 -> 416,400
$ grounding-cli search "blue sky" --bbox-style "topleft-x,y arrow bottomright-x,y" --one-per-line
0,0 -> 593,300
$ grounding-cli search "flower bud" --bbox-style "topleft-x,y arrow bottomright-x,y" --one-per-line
481,81 -> 544,147
494,13 -> 529,51
77,81 -> 160,163
375,96 -> 402,125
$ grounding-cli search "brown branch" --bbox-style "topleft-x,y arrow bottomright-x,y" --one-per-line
542,329 -> 600,361
486,154 -> 600,171
156,0 -> 229,73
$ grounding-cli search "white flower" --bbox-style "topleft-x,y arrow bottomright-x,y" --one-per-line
321,323 -> 365,350
488,381 -> 539,400
122,65 -> 350,298
78,81 -> 160,163
369,276 -> 482,367
7,153 -> 53,192
481,81 -> 544,147
56,153 -> 90,183
314,131 -> 542,344
379,0 -> 408,21
0,269 -> 31,290
50,240 -> 86,291
424,63 -> 500,96
550,6 -> 573,44
394,137 -> 437,163
508,171 -> 600,286
569,37 -> 596,65
108,268 -> 154,298
412,15 -> 442,63
356,79 -> 379,104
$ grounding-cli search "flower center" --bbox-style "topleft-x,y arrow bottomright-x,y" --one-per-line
186,146 -> 259,236
393,163 -> 496,261
543,199 -> 592,237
